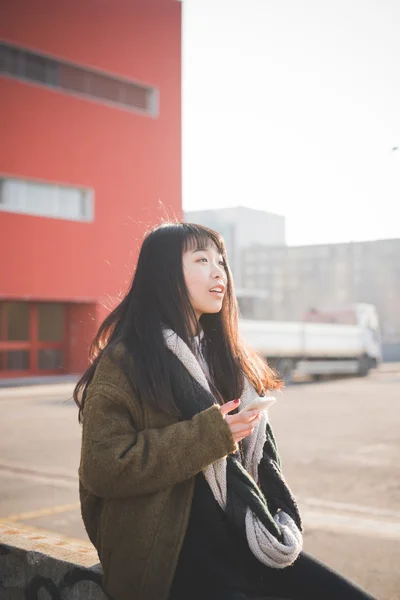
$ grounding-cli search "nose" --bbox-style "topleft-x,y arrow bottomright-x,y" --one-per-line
213,264 -> 225,280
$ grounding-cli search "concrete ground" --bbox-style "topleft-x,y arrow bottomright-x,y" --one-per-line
0,366 -> 399,600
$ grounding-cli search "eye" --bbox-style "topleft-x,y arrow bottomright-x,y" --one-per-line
219,260 -> 226,267
198,257 -> 208,263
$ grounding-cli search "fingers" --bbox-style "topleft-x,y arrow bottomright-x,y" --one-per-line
235,430 -> 254,443
228,413 -> 262,442
219,399 -> 241,415
229,415 -> 261,433
232,426 -> 257,443
220,400 -> 263,444
227,409 -> 261,425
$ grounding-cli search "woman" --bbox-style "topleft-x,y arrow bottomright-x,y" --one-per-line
76,222 -> 377,600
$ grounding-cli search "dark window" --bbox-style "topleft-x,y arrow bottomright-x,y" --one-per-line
24,53 -> 50,83
0,42 -> 157,115
2,45 -> 24,76
6,302 -> 30,341
38,303 -> 65,342
87,71 -> 121,103
0,302 -> 4,340
122,83 -> 150,111
0,44 -> 6,71
59,63 -> 88,94
38,348 -> 63,370
6,350 -> 30,370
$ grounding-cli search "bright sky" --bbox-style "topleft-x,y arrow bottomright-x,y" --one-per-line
182,0 -> 400,246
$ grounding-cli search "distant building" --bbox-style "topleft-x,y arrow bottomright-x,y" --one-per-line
184,206 -> 286,287
0,0 -> 182,380
241,238 -> 400,361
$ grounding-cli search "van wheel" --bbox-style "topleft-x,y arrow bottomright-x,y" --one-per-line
276,359 -> 294,385
312,374 -> 323,382
357,355 -> 370,377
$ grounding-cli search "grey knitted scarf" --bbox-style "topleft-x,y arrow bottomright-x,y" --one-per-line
163,328 -> 303,569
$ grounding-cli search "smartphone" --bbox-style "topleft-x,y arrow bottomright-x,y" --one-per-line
240,396 -> 276,414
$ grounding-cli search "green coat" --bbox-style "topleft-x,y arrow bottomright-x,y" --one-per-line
79,349 -> 237,600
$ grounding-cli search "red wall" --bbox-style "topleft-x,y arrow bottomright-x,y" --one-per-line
0,0 -> 181,300
0,0 -> 181,371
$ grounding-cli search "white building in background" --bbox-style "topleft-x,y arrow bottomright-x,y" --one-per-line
183,206 -> 286,288
241,237 -> 400,362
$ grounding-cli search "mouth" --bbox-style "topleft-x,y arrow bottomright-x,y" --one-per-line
209,285 -> 225,296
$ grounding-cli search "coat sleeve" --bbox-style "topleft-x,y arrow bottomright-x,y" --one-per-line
79,385 -> 237,499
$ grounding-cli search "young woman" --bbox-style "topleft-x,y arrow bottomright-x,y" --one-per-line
76,222 -> 377,600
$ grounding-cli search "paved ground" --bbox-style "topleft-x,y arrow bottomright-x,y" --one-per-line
0,366 -> 399,600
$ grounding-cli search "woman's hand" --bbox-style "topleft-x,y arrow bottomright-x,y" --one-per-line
219,399 -> 261,443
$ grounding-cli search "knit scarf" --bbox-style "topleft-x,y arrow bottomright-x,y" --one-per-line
163,328 -> 303,569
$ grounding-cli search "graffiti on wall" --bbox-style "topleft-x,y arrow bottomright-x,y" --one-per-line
0,544 -> 110,600
24,566 -> 110,600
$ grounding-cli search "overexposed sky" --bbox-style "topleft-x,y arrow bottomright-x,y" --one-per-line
182,0 -> 400,246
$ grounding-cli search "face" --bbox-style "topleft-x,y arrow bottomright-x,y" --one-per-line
182,242 -> 227,323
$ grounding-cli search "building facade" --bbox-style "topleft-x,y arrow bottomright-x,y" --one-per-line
241,238 -> 400,360
0,0 -> 182,379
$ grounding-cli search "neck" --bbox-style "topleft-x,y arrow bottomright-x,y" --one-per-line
189,316 -> 202,337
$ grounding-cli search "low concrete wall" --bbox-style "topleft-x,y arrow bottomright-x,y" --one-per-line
0,522 -> 108,600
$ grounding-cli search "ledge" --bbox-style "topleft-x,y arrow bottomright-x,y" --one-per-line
0,521 -> 108,599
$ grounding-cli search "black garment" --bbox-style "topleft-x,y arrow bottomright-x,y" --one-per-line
257,552 -> 377,600
166,347 -> 302,546
170,472 -> 265,600
169,474 -> 377,600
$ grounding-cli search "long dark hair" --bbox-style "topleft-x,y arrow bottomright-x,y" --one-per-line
74,222 -> 282,422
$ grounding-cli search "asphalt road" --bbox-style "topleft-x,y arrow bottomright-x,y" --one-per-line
1,367 -> 399,600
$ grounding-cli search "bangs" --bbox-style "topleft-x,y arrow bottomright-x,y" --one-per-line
182,223 -> 226,257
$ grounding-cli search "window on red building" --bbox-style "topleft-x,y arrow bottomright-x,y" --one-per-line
0,41 -> 158,116
0,301 -> 66,377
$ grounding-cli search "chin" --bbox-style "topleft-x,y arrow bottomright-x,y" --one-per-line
202,305 -> 223,315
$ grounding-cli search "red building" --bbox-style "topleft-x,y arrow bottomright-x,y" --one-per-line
0,0 -> 182,379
